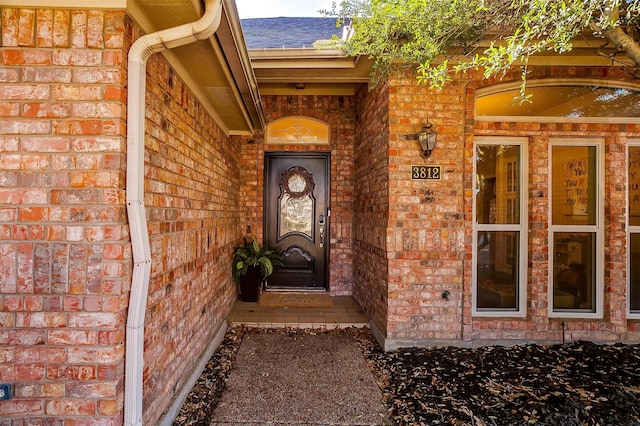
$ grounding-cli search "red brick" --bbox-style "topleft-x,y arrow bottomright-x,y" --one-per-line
21,136 -> 70,151
53,119 -> 101,135
47,365 -> 96,381
17,9 -> 35,47
68,312 -> 121,328
71,10 -> 87,48
0,119 -> 50,135
21,103 -> 71,118
0,68 -> 20,82
72,136 -> 123,151
98,328 -> 125,345
70,171 -> 117,188
97,399 -> 121,416
102,120 -> 126,136
45,399 -> 96,416
1,9 -> 19,46
2,49 -> 51,65
52,84 -> 102,101
0,136 -> 19,151
16,312 -> 66,328
15,347 -> 66,364
53,50 -> 102,67
87,11 -> 105,49
24,295 -> 42,311
0,84 -> 49,100
22,67 -> 72,83
15,364 -> 45,380
17,244 -> 35,293
0,313 -> 16,327
72,102 -> 123,119
66,382 -> 116,398
105,33 -> 125,49
97,364 -> 119,381
73,68 -> 123,84
0,400 -> 43,417
0,188 -> 48,203
0,102 -> 20,116
104,85 -> 125,101
4,296 -> 22,311
15,382 -> 65,398
53,10 -> 70,47
36,9 -> 53,47
102,50 -> 125,67
50,189 -> 100,205
67,346 -> 124,364
0,208 -> 18,222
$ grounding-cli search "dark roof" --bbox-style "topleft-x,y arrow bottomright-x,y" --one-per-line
240,17 -> 343,49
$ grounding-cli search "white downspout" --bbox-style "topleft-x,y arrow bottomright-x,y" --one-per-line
124,1 -> 223,425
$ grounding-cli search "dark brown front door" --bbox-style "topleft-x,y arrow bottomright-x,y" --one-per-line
264,153 -> 330,290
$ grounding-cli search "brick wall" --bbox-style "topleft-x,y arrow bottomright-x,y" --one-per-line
0,8 -> 241,424
384,68 -> 468,342
357,64 -> 640,346
0,8 -> 129,423
353,81 -> 390,336
141,51 -> 240,424
242,94 -> 356,295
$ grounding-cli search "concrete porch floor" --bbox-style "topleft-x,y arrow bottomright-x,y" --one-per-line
227,295 -> 370,328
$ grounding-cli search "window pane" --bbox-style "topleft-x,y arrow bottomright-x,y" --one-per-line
553,232 -> 595,311
476,145 -> 520,224
477,231 -> 519,310
631,234 -> 640,312
629,146 -> 640,227
476,86 -> 640,118
551,146 -> 597,226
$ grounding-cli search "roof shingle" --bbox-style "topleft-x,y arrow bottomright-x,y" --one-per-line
240,17 -> 343,49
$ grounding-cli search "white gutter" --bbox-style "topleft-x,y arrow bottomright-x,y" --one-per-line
124,1 -> 223,425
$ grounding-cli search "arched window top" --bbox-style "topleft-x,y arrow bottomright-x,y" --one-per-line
475,80 -> 640,123
266,116 -> 330,145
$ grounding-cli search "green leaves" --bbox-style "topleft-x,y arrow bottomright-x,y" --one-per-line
333,0 -> 640,95
231,238 -> 283,283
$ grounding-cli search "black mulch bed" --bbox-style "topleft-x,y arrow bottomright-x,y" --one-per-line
173,327 -> 640,426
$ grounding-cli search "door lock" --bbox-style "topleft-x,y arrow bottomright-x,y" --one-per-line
319,214 -> 325,248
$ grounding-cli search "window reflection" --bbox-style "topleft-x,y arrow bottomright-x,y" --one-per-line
629,146 -> 640,227
477,231 -> 519,310
631,234 -> 640,312
476,86 -> 640,118
551,146 -> 597,226
553,232 -> 595,311
476,145 -> 520,225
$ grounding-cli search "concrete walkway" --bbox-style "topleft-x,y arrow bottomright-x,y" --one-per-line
210,332 -> 389,425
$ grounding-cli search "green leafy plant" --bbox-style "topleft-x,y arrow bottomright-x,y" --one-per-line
326,0 -> 640,96
232,238 -> 283,283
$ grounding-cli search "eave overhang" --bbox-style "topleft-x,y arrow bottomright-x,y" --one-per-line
5,0 -> 265,134
128,0 -> 264,134
248,48 -> 373,96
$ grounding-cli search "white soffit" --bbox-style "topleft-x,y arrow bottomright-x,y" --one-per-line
126,0 -> 264,133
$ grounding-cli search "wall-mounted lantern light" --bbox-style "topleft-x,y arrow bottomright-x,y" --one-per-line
418,122 -> 437,159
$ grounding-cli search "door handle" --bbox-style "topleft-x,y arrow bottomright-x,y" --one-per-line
319,215 -> 325,248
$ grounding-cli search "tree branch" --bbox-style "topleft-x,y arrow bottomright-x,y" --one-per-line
601,26 -> 640,77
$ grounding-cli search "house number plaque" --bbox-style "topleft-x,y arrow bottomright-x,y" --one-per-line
411,165 -> 441,180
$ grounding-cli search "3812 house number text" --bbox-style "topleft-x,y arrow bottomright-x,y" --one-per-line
411,165 -> 441,180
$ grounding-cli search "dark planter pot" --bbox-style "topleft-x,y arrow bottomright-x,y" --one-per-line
239,266 -> 263,302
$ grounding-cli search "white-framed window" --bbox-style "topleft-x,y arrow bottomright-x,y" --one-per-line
473,137 -> 528,316
475,79 -> 640,124
628,141 -> 640,317
549,138 -> 603,318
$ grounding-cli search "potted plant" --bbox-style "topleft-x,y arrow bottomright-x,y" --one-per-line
232,237 -> 283,302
